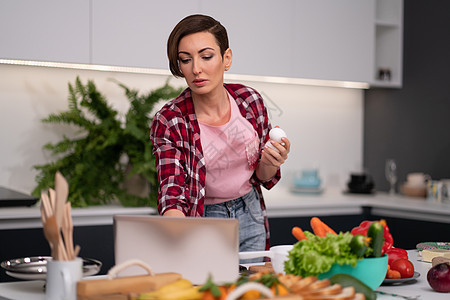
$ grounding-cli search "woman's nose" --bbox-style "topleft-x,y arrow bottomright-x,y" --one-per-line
192,58 -> 201,74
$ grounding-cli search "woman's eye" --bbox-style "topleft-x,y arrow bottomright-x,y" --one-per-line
202,55 -> 213,60
179,58 -> 190,64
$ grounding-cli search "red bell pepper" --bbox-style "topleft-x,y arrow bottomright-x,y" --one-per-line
350,219 -> 394,255
386,248 -> 408,265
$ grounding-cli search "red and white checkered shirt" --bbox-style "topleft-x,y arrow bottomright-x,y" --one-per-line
150,83 -> 281,248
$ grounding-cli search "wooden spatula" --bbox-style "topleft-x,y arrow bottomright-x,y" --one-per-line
54,171 -> 69,229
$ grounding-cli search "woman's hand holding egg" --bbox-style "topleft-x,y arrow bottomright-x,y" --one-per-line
256,126 -> 290,181
265,127 -> 287,153
262,127 -> 290,168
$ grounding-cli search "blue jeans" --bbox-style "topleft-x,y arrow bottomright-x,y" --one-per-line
203,187 -> 266,263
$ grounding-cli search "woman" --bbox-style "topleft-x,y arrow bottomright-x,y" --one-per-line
150,14 -> 290,252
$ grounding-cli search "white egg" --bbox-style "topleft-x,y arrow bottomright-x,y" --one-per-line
269,127 -> 287,143
265,128 -> 287,153
265,140 -> 279,152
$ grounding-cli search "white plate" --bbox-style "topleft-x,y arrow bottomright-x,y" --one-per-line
1,256 -> 102,280
382,271 -> 420,284
5,271 -> 48,280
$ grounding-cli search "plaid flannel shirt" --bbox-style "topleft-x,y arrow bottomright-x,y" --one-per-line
150,83 -> 281,249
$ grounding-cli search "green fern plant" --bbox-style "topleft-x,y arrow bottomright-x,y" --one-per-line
32,76 -> 183,207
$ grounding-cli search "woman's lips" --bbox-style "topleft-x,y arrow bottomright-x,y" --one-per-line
193,79 -> 207,87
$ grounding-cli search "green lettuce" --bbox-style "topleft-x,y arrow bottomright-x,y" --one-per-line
284,231 -> 360,277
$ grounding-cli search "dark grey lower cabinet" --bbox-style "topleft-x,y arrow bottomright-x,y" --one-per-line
268,212 -> 449,250
268,214 -> 367,246
0,225 -> 114,282
1,213 -> 448,282
369,216 -> 449,250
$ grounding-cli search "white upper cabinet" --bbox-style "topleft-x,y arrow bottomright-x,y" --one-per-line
91,0 -> 201,69
199,0 -> 294,78
0,0 -> 90,63
199,0 -> 374,83
291,0 -> 374,83
0,0 -> 402,87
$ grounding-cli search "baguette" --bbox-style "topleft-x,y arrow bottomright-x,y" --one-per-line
303,286 -> 355,300
290,276 -> 318,293
302,284 -> 342,297
302,279 -> 332,292
352,293 -> 366,300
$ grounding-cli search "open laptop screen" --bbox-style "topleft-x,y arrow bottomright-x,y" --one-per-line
114,215 -> 239,284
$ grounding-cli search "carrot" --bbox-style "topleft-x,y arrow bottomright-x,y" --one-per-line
310,217 -> 336,237
320,220 -> 337,235
310,217 -> 327,237
386,269 -> 401,279
292,226 -> 307,241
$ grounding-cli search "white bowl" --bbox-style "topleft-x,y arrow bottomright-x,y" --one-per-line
239,245 -> 293,274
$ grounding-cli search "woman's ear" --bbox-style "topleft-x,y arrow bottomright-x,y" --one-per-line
224,48 -> 232,71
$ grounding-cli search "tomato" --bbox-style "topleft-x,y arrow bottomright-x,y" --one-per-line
386,248 -> 408,265
390,258 -> 415,278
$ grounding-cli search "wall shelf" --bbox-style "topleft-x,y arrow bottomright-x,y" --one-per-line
371,0 -> 404,88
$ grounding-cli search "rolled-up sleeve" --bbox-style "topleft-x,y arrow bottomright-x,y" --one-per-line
150,111 -> 191,215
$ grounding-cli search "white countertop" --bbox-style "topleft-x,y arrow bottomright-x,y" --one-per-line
0,187 -> 449,231
0,250 -> 447,300
0,205 -> 156,230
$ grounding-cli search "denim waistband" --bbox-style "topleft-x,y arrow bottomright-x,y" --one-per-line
204,187 -> 257,215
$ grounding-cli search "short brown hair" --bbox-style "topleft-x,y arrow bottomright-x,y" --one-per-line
167,14 -> 229,78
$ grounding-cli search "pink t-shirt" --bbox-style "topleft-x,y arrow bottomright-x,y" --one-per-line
199,92 -> 259,204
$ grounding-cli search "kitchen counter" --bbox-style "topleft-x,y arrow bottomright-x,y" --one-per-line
1,187 -> 448,231
0,205 -> 156,282
262,186 -> 450,223
0,250 -> 447,299
0,205 -> 156,230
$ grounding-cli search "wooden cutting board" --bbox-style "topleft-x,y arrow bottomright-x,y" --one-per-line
77,272 -> 181,300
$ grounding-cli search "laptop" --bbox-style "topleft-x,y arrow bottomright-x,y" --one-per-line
113,215 -> 239,284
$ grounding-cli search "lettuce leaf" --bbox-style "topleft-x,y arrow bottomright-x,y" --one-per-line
284,231 -> 360,277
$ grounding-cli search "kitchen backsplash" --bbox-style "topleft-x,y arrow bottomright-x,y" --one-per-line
0,64 -> 363,196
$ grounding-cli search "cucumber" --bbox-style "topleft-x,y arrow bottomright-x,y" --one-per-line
367,221 -> 384,257
350,234 -> 369,257
329,274 -> 376,300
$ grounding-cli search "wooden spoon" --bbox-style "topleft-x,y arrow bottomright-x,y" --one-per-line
62,202 -> 75,260
43,216 -> 59,260
48,188 -> 56,214
73,245 -> 81,258
44,215 -> 68,261
40,191 -> 52,220
39,205 -> 46,226
54,171 -> 69,229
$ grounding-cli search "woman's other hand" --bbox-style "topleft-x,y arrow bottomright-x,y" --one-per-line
262,137 -> 290,167
162,209 -> 186,217
256,137 -> 290,181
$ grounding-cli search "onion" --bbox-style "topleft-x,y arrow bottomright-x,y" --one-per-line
427,262 -> 450,293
